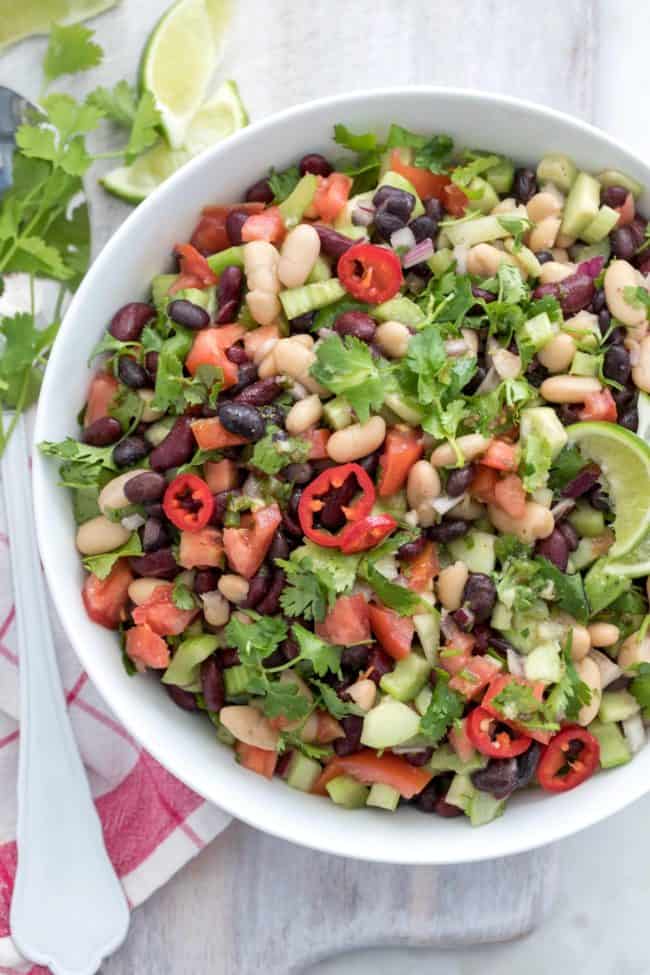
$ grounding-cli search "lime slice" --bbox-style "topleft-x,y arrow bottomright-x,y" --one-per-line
140,0 -> 232,149
101,79 -> 247,203
0,0 -> 117,51
600,532 -> 650,579
567,421 -> 650,559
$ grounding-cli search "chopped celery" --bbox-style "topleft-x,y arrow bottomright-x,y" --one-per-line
162,635 -> 218,687
279,173 -> 318,228
279,279 -> 346,320
206,245 -> 245,275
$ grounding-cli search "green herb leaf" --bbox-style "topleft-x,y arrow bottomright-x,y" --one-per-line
268,165 -> 301,203
83,531 -> 142,580
172,578 -> 198,611
291,623 -> 341,676
544,635 -> 592,722
519,431 -> 552,493
497,215 -> 532,252
43,22 -> 103,87
630,662 -> 650,714
413,134 -> 454,173
534,557 -> 590,624
262,680 -> 311,721
360,561 -> 424,615
334,124 -> 379,154
548,443 -> 586,493
250,425 -> 312,475
311,334 -> 389,422
125,92 -> 162,163
311,679 -> 365,720
419,670 -> 464,745
277,558 -> 332,622
87,80 -> 139,126
623,285 -> 650,311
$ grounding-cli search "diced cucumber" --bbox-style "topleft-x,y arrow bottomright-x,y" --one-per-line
73,487 -> 101,525
361,698 -> 421,748
524,640 -> 562,683
583,559 -> 630,614
536,152 -> 577,193
413,609 -> 440,665
445,212 -> 517,248
581,205 -> 620,244
428,744 -> 487,776
383,391 -> 423,425
561,172 -> 601,238
427,247 -> 455,277
597,168 -> 644,200
151,272 -> 177,309
334,191 -> 374,241
570,351 -> 599,378
224,664 -> 251,698
379,170 -> 425,217
491,601 -> 512,631
326,775 -> 369,808
469,790 -> 505,827
598,689 -> 641,724
520,312 -> 558,352
286,751 -> 322,792
366,782 -> 401,811
162,635 -> 219,687
569,502 -> 606,538
520,407 -> 568,458
589,719 -> 631,768
445,772 -> 476,813
279,279 -> 346,319
374,295 -> 425,325
144,416 -> 175,447
306,254 -> 332,284
485,157 -> 515,195
532,487 -> 553,508
415,685 -> 433,716
323,396 -> 353,430
278,173 -> 318,228
466,176 -> 499,214
206,245 -> 245,276
570,238 -> 611,265
380,653 -> 431,703
504,240 -> 541,278
448,531 -> 496,574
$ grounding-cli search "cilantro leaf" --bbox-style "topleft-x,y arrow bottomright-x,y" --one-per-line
623,285 -> 650,312
334,124 -> 379,154
83,532 -> 142,580
534,557 -> 590,624
87,80 -> 139,126
491,681 -> 541,722
630,662 -> 650,715
291,623 -> 341,677
333,125 -> 382,192
497,215 -> 532,252
548,443 -> 586,493
544,635 -> 592,722
268,165 -> 301,203
39,437 -> 117,487
360,562 -> 424,615
108,385 -> 144,431
250,426 -> 312,475
125,92 -> 162,163
261,680 -> 310,721
277,557 -> 331,621
290,541 -> 361,593
172,578 -> 198,611
519,431 -> 552,493
311,679 -> 365,720
311,334 -> 388,422
277,732 -> 331,760
419,671 -> 464,745
497,263 -> 528,304
451,153 -> 500,189
43,22 -> 103,87
413,134 -> 454,173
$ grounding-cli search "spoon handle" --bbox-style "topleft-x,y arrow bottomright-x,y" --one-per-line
2,414 -> 129,975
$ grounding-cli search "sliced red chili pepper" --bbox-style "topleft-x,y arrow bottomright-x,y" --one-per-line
537,726 -> 600,793
163,473 -> 214,533
339,513 -> 398,554
337,242 -> 403,304
467,706 -> 532,759
298,463 -> 375,548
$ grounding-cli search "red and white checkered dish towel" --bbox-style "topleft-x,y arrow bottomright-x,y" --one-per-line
0,489 -> 231,974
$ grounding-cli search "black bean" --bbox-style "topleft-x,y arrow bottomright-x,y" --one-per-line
471,758 -> 519,798
372,185 -> 415,222
145,350 -> 159,380
471,623 -> 493,655
268,531 -> 290,561
130,547 -> 178,579
109,302 -> 155,342
255,568 -> 286,614
464,365 -> 487,394
113,435 -> 149,467
515,742 -> 541,789
629,216 -> 647,248
314,224 -> 356,260
194,569 -> 220,595
601,185 -> 628,208
117,356 -> 148,389
221,648 -> 241,669
239,566 -> 271,609
591,288 -> 607,315
289,311 -> 315,333
374,209 -> 405,242
218,402 -> 265,441
166,684 -> 198,711
141,517 -> 168,553
245,177 -> 273,204
333,716 -> 363,757
282,508 -> 302,537
397,535 -> 428,561
299,153 -> 332,177
423,197 -> 444,221
233,377 -> 283,407
404,748 -> 434,767
356,450 -> 381,479
462,573 -> 497,623
611,226 -> 637,261
428,520 -> 468,543
341,644 -> 372,673
433,797 -> 464,817
409,215 -> 437,243
557,519 -> 579,552
150,416 -> 195,472
513,167 -> 537,203
446,464 -> 475,497
603,344 -> 631,385
534,250 -> 554,265
200,657 -> 225,712
637,253 -> 650,275
598,309 -> 612,335
334,310 -> 376,342
168,299 -> 210,331
216,266 -> 244,325
283,462 -> 313,484
556,403 -> 581,425
613,386 -> 635,412
225,210 -> 250,246
535,529 -> 569,571
280,636 -> 300,662
413,780 -> 439,813
366,647 -> 393,684
83,416 -> 122,446
619,405 -> 639,432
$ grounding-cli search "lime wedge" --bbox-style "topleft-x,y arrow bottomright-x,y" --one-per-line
567,421 -> 650,559
140,0 -> 232,149
101,79 -> 247,203
0,0 -> 118,51
600,532 -> 650,579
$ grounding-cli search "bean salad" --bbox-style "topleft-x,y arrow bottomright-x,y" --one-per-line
42,123 -> 650,825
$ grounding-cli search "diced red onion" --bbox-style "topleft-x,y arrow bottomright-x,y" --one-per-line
506,647 -> 525,677
589,649 -> 622,689
577,256 -> 606,279
550,498 -> 576,521
453,244 -> 469,274
352,203 -> 376,227
390,226 -> 416,252
440,612 -> 460,641
431,494 -> 463,515
445,338 -> 469,357
121,513 -> 145,531
623,713 -> 646,754
454,606 -> 475,630
403,237 -> 434,269
477,366 -> 500,394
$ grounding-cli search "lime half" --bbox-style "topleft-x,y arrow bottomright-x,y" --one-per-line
101,79 -> 247,203
0,0 -> 117,51
141,0 -> 232,148
567,421 -> 650,559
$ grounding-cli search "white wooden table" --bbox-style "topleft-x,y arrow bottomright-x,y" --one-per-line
3,1 -> 650,972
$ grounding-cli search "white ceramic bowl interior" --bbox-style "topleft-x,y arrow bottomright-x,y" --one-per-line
33,87 -> 650,863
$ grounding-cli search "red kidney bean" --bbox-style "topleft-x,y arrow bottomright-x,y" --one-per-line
404,748 -> 434,767
200,657 -> 225,712
636,253 -> 650,274
233,377 -> 283,406
397,534 -> 427,561
560,273 -> 595,315
424,197 -> 444,221
462,573 -> 496,623
629,215 -> 647,247
283,462 -> 312,484
83,416 -> 122,446
409,214 -> 437,243
255,569 -> 286,615
366,647 -> 393,685
194,569 -> 220,594
557,519 -> 579,552
446,464 -> 475,497
125,471 -> 167,504
113,435 -> 149,467
226,343 -> 249,365
142,517 -> 169,552
130,547 -> 179,578
117,356 -> 148,389
611,226 -> 637,261
289,311 -> 315,333
374,209 -> 405,241
245,177 -> 274,204
221,648 -> 241,669
215,266 -> 244,324
604,344 -> 631,384
275,751 -> 293,778
168,299 -> 210,330
109,302 -> 156,341
428,520 -> 469,543
268,531 -> 290,561
280,636 -> 300,662
223,362 -> 257,399
515,742 -> 541,789
471,758 -> 519,798
334,310 -> 376,342
166,684 -> 198,711
240,566 -> 271,609
601,185 -> 628,207
300,153 -> 332,177
314,224 -> 356,260
513,167 -> 538,203
149,416 -> 195,471
557,403 -> 581,425
372,186 -> 415,222
225,210 -> 250,246
434,797 -> 464,817
282,509 -> 302,537
218,402 -> 265,441
145,350 -> 159,380
472,623 -> 493,655
453,606 -> 475,632
333,716 -> 363,757
535,529 -> 569,571
319,473 -> 357,531
561,463 -> 600,499
338,645 -> 371,674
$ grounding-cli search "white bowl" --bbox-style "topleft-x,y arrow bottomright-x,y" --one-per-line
33,87 -> 650,864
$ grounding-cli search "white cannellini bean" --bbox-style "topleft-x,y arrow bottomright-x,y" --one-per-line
588,649 -> 622,689
487,502 -> 554,544
128,577 -> 167,605
436,561 -> 469,612
537,332 -> 576,373
632,335 -> 650,392
257,349 -> 279,379
539,261 -> 575,284
274,337 -> 316,378
453,495 -> 484,520
219,706 -> 279,750
327,416 -> 386,463
539,375 -> 602,404
604,259 -> 648,333
466,243 -> 512,277
551,247 -> 570,264
138,388 -> 164,423
285,394 -> 323,435
430,434 -> 490,467
278,224 -> 321,289
526,191 -> 563,223
346,678 -> 377,712
491,197 -> 517,215
246,289 -> 281,326
575,656 -> 602,726
406,461 -> 441,511
461,328 -> 479,357
292,333 -> 314,349
201,590 -> 231,627
244,240 -> 280,284
569,625 -> 592,662
218,574 -> 250,604
98,470 -> 143,514
492,347 -> 522,379
528,215 -> 561,253
375,320 -> 411,358
587,622 -> 620,648
618,632 -> 650,674
76,516 -> 131,556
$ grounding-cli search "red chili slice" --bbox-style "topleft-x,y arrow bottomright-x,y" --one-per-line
536,726 -> 600,793
163,473 -> 214,533
337,242 -> 403,304
298,463 -> 375,548
467,706 -> 532,759
339,513 -> 398,554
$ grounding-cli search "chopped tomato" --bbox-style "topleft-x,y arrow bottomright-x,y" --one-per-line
615,192 -> 635,227
84,373 -> 118,427
305,427 -> 330,460
312,749 -> 433,799
223,503 -> 282,578
132,584 -> 198,636
470,465 -> 498,504
367,604 -> 414,660
178,527 -> 223,569
404,541 -> 439,592
537,726 -> 599,792
316,594 -> 371,645
494,473 -> 526,519
236,741 -> 278,779
315,711 -> 344,744
438,631 -> 476,677
298,463 -> 375,547
125,624 -> 170,670
163,474 -> 214,532
340,514 -> 398,554
191,417 -> 249,450
578,388 -> 617,423
388,149 -> 451,201
448,718 -> 475,763
243,323 -> 279,360
241,206 -> 286,244
82,560 -> 132,630
481,440 -> 518,472
190,202 -> 265,255
338,242 -> 403,304
449,654 -> 501,699
171,243 -> 217,292
442,183 -> 469,216
482,674 -> 553,745
377,426 -> 423,496
204,459 -> 238,494
312,172 -> 353,222
467,706 -> 532,758
210,323 -> 246,348
185,329 -> 239,386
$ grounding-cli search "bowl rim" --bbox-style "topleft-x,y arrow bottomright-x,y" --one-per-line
32,84 -> 650,863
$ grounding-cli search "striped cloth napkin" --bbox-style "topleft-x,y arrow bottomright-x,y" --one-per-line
0,487 -> 231,974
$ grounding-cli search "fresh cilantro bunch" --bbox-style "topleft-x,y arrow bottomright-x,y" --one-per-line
278,542 -> 361,621
419,671 -> 464,745
311,334 -> 391,422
